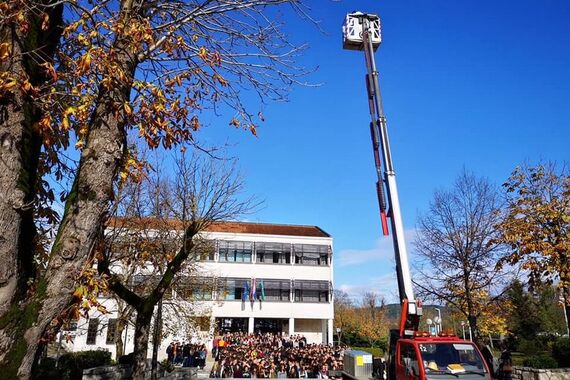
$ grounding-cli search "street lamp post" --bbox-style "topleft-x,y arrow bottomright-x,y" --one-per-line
434,308 -> 442,333
461,321 -> 466,339
560,292 -> 570,337
336,327 -> 341,346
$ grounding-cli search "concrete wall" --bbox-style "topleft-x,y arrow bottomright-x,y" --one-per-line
513,366 -> 570,380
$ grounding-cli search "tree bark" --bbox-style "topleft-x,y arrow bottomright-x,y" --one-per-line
132,307 -> 153,380
15,38 -> 138,379
0,4 -> 63,377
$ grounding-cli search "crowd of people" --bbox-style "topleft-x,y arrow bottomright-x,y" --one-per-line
209,332 -> 345,378
166,342 -> 208,368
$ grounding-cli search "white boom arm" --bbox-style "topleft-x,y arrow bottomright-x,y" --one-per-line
343,12 -> 420,334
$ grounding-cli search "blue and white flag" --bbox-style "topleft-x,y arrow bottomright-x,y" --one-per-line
243,281 -> 250,301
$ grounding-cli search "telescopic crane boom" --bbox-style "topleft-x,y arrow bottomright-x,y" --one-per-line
342,12 -> 421,337
342,13 -> 493,380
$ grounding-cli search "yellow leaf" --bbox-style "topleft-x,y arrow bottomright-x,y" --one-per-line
0,42 -> 12,61
124,103 -> 132,115
75,140 -> 84,149
41,13 -> 49,31
199,47 -> 207,60
73,285 -> 86,298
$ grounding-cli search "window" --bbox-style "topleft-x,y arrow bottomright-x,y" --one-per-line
293,244 -> 329,266
106,319 -> 118,344
176,277 -> 213,300
86,318 -> 99,345
256,243 -> 290,264
218,241 -> 252,263
201,240 -> 216,261
259,279 -> 290,302
220,278 -> 246,301
293,281 -> 330,303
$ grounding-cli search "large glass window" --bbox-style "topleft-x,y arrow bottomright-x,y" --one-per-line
259,279 -> 290,302
220,278 -> 247,301
218,241 -> 253,263
175,277 -> 213,300
419,343 -> 488,377
256,243 -> 290,264
293,280 -> 330,303
293,244 -> 329,266
86,318 -> 99,345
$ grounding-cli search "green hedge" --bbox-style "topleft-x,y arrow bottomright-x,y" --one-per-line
522,355 -> 558,369
33,350 -> 113,380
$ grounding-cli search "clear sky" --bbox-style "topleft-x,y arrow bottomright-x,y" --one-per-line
198,1 -> 570,303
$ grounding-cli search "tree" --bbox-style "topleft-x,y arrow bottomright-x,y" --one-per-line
0,1 -> 312,378
333,290 -> 357,345
356,292 -> 387,348
496,163 -> 570,332
96,152 -> 255,378
413,170 -> 507,345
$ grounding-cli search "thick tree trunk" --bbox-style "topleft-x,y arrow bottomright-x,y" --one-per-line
132,308 -> 153,380
15,41 -> 138,378
0,5 -> 62,378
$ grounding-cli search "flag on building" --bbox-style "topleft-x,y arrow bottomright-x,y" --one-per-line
243,281 -> 249,301
260,280 -> 266,301
251,278 -> 257,300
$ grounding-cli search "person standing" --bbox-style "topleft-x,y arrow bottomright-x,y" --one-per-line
498,344 -> 513,380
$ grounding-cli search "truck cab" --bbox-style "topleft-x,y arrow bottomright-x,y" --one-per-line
393,335 -> 492,380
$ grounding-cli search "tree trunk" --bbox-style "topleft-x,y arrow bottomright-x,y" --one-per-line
14,40 -> 138,378
132,308 -> 154,380
115,318 -> 127,360
0,4 -> 63,377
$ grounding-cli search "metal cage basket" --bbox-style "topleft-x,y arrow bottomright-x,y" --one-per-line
342,12 -> 381,51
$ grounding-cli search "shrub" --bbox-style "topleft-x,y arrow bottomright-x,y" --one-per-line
518,338 -> 548,354
34,350 -> 113,380
523,355 -> 558,369
552,337 -> 570,368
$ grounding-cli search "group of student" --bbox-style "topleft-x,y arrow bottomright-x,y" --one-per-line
210,332 -> 345,378
166,342 -> 208,368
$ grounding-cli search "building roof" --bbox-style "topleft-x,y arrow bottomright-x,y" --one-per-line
108,217 -> 330,238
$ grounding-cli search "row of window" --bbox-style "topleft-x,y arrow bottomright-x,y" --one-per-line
205,241 -> 331,266
222,278 -> 331,303
129,275 -> 333,303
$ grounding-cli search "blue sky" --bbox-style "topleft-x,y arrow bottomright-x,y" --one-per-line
197,1 -> 570,303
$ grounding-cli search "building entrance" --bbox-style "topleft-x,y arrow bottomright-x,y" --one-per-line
254,318 -> 286,334
216,317 -> 248,333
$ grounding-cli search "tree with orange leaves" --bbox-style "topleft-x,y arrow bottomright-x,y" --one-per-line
0,1 -> 313,378
496,163 -> 570,333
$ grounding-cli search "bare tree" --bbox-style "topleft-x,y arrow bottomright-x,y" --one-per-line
413,169 -> 507,345
97,152 -> 256,379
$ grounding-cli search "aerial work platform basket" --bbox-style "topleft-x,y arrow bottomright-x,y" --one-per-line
342,12 -> 381,51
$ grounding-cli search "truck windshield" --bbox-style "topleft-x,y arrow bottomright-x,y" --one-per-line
419,342 -> 488,377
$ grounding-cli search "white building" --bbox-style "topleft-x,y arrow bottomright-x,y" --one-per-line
63,221 -> 334,360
